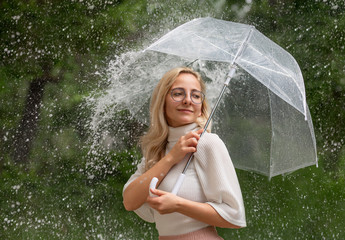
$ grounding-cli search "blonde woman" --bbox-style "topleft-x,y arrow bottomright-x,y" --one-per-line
123,67 -> 246,239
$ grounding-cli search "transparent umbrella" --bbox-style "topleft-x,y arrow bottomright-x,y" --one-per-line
97,17 -> 318,185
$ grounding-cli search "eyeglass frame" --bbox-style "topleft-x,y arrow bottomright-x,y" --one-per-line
170,87 -> 205,104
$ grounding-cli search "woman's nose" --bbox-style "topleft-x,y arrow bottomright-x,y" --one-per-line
183,93 -> 192,105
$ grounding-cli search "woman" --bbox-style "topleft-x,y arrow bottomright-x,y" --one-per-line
123,67 -> 246,239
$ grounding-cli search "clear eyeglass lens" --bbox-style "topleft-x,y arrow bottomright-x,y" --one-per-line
171,88 -> 185,102
191,90 -> 203,104
171,88 -> 204,104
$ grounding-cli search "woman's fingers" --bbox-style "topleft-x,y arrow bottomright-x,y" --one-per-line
182,129 -> 203,146
184,137 -> 198,147
150,188 -> 164,196
182,129 -> 204,149
169,128 -> 204,164
185,129 -> 203,140
147,189 -> 179,214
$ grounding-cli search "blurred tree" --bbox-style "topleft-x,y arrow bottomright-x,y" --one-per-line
0,0 -> 344,239
0,0 -> 248,167
0,0 -> 150,164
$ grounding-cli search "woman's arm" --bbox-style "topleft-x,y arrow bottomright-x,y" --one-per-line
123,154 -> 175,211
123,129 -> 203,211
147,188 -> 241,228
194,133 -> 246,227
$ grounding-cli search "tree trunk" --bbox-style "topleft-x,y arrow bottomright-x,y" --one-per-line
12,70 -> 59,164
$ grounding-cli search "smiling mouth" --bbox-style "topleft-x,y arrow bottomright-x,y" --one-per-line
178,109 -> 193,113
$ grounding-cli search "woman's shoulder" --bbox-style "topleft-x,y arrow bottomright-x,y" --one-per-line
199,131 -> 223,145
197,131 -> 226,152
195,131 -> 231,168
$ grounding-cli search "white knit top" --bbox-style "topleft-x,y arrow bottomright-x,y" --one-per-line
123,123 -> 246,236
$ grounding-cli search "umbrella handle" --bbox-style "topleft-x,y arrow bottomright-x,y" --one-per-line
149,177 -> 159,197
171,173 -> 186,195
149,173 -> 186,197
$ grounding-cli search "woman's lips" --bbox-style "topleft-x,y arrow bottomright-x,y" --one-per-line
178,109 -> 193,113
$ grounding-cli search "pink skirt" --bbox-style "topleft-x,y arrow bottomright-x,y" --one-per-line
158,226 -> 223,240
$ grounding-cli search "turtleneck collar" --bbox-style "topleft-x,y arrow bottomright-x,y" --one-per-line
168,123 -> 199,143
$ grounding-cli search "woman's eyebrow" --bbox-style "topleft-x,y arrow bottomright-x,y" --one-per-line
172,87 -> 201,91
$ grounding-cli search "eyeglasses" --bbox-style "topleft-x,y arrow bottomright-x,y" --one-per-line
170,88 -> 205,104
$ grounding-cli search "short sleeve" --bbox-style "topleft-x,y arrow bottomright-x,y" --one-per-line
194,133 -> 246,227
123,158 -> 155,223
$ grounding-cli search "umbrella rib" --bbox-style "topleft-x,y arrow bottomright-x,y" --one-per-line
145,18 -> 201,51
268,87 -> 274,179
244,44 -> 306,103
239,46 -> 307,116
191,33 -> 236,59
239,58 -> 291,77
193,29 -> 301,89
239,60 -> 304,113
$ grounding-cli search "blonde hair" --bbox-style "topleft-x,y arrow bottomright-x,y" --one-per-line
141,67 -> 210,171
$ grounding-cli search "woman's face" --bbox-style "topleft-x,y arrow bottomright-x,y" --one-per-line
164,73 -> 203,127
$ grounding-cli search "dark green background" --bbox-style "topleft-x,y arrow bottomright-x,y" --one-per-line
1,0 -> 344,239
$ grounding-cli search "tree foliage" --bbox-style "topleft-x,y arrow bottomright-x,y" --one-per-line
0,0 -> 344,239
0,0 -> 150,163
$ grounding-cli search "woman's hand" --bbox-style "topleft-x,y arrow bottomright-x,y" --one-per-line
146,188 -> 182,214
167,129 -> 203,165
147,188 -> 241,229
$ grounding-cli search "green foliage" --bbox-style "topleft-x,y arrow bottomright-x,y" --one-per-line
219,158 -> 345,239
1,150 -> 344,239
0,0 -> 344,239
0,149 -> 157,239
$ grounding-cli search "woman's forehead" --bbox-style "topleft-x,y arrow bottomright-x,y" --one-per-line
171,73 -> 201,90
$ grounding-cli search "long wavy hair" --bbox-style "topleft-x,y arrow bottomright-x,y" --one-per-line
141,67 -> 210,171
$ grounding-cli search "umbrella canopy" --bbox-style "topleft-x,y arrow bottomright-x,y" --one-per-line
146,17 -> 307,121
90,17 -> 317,179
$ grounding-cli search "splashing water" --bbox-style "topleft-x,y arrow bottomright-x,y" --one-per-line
84,13 -> 344,240
2,1 -> 344,239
